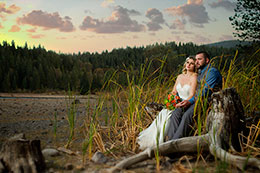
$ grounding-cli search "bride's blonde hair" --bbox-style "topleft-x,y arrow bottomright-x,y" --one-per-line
182,56 -> 197,74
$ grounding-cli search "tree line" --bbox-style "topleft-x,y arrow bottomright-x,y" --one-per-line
0,40 -> 236,94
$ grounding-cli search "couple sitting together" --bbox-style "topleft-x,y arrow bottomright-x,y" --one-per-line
137,51 -> 223,150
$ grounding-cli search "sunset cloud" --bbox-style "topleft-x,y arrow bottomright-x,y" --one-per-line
209,0 -> 236,11
29,33 -> 45,39
0,22 -> 3,29
101,0 -> 115,7
0,2 -> 20,20
170,19 -> 186,30
145,8 -> 165,31
26,27 -> 37,33
8,25 -> 20,32
17,10 -> 75,32
166,0 -> 209,27
0,2 -> 20,14
80,6 -> 145,33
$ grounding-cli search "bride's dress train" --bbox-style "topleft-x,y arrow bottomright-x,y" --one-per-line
137,83 -> 191,150
137,109 -> 172,150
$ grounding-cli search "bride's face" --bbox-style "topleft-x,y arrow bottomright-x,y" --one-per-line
185,59 -> 195,72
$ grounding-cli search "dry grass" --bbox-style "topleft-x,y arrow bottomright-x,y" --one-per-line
72,50 -> 260,171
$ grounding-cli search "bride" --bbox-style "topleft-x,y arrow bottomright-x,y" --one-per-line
137,56 -> 198,150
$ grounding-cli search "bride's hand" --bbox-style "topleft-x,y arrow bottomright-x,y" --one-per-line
176,100 -> 191,108
171,91 -> 177,95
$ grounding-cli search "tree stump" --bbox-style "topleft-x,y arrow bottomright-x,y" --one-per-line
0,134 -> 46,173
206,87 -> 245,151
207,88 -> 260,170
108,88 -> 260,172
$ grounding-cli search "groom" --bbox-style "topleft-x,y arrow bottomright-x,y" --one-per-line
166,51 -> 222,140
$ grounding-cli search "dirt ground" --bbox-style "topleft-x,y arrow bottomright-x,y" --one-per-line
0,93 -> 257,173
0,93 -> 107,172
0,93 -> 178,172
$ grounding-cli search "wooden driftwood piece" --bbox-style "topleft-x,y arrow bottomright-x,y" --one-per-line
108,135 -> 209,172
108,88 -> 260,172
0,134 -> 46,173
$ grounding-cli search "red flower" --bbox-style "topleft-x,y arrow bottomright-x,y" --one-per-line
163,93 -> 181,110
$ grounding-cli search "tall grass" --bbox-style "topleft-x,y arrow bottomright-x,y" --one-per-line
63,50 -> 259,170
65,90 -> 77,148
82,94 -> 106,162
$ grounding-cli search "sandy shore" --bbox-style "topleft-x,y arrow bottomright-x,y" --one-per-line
0,93 -> 98,148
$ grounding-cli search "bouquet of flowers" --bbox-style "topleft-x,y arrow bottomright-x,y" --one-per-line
163,92 -> 181,110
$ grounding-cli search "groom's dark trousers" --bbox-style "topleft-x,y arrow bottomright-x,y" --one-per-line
167,104 -> 195,139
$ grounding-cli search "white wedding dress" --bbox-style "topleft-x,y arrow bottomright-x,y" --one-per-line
137,83 -> 191,150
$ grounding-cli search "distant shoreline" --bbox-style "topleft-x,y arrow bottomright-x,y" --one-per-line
0,93 -> 96,99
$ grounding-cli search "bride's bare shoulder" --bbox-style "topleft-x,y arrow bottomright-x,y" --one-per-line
177,74 -> 185,78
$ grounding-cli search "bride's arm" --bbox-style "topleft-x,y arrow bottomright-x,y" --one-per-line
186,74 -> 197,100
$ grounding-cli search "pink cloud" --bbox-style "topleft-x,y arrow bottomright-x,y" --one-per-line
17,10 -> 75,32
56,36 -> 67,40
170,19 -> 186,30
166,0 -> 209,27
26,27 -> 37,33
0,3 -> 20,14
0,22 -> 3,29
80,6 -> 145,33
29,33 -> 45,39
8,25 -> 20,32
187,0 -> 203,5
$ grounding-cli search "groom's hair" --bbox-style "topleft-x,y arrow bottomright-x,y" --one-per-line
196,51 -> 210,60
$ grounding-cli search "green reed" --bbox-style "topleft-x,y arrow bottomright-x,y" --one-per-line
65,90 -> 77,148
48,111 -> 58,140
82,93 -> 106,161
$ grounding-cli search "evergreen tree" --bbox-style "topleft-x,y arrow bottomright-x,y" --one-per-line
229,0 -> 260,41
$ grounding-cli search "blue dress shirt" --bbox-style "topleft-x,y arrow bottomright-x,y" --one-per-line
188,64 -> 222,104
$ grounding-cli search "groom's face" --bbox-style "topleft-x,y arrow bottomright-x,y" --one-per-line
195,53 -> 209,69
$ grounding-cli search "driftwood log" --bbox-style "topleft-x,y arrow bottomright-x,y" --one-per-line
0,134 -> 46,173
108,88 -> 260,172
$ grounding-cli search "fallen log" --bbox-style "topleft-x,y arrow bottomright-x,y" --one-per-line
108,134 -> 209,172
108,88 -> 260,172
0,134 -> 46,173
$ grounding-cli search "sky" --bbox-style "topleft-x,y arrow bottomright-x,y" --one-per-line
0,0 -> 237,54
